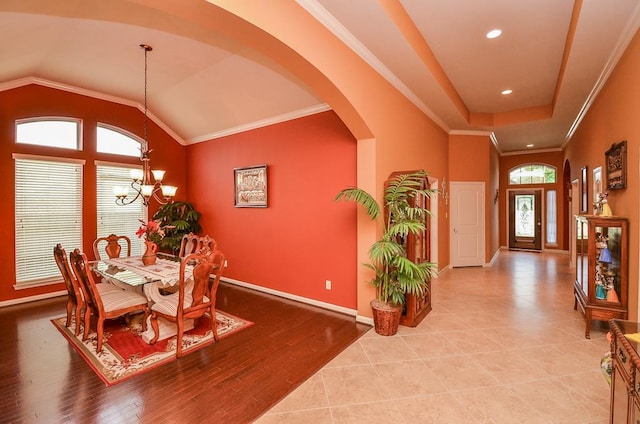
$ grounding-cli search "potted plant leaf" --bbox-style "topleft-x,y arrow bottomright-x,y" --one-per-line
335,170 -> 438,335
152,201 -> 202,254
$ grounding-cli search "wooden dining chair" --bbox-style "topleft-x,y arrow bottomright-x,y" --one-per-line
149,248 -> 225,358
69,249 -> 149,353
54,244 -> 122,336
93,234 -> 131,260
179,233 -> 217,258
53,244 -> 85,336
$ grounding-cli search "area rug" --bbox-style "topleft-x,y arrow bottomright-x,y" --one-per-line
52,311 -> 253,386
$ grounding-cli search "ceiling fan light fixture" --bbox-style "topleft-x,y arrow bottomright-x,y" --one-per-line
486,29 -> 502,39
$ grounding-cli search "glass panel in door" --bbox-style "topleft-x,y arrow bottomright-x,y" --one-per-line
508,191 -> 542,251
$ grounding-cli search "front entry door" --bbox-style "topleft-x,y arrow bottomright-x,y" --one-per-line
508,190 -> 542,251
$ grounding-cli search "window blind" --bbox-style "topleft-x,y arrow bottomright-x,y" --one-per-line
15,157 -> 83,286
96,164 -> 147,256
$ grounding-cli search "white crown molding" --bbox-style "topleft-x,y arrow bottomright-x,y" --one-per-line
490,132 -> 500,152
188,104 -> 332,144
500,147 -> 563,156
448,129 -> 501,152
0,76 -> 133,106
449,129 -> 493,136
295,0 -> 450,133
564,1 -> 640,146
0,76 -> 187,146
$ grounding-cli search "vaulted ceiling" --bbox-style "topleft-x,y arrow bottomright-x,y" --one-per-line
1,0 -> 639,153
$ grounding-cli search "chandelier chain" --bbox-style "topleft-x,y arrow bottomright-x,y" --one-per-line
113,43 -> 177,207
141,44 -> 152,153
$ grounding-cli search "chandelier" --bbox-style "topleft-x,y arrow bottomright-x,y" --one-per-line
114,44 -> 177,207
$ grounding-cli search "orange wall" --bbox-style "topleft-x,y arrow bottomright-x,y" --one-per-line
186,111 -> 358,309
449,133 -> 500,262
498,151 -> 566,250
0,84 -> 187,303
565,28 -> 640,320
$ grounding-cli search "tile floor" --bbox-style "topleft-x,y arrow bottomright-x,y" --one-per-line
256,250 -> 612,423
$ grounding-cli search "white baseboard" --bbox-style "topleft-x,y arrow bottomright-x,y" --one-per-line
221,277 -> 360,318
1,279 -> 367,324
0,290 -> 66,308
356,315 -> 374,326
499,245 -> 569,254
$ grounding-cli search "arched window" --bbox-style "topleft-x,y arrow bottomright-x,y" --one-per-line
96,124 -> 142,157
16,118 -> 81,150
509,164 -> 556,185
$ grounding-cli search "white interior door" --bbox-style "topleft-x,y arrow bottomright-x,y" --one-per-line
450,182 -> 485,267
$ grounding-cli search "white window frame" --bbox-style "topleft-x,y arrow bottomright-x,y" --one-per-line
96,123 -> 143,157
14,154 -> 84,288
509,164 -> 557,185
16,117 -> 82,150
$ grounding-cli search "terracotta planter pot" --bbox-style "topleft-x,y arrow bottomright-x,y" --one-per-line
370,299 -> 402,336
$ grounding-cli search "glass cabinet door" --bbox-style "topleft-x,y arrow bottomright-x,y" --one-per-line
576,218 -> 588,296
595,224 -> 623,304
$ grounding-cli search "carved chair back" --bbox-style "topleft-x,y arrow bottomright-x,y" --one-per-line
93,234 -> 131,260
179,233 -> 217,258
69,249 -> 103,317
53,244 -> 84,333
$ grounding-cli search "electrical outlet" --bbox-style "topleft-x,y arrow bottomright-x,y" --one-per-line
224,260 -> 228,267
325,280 -> 331,290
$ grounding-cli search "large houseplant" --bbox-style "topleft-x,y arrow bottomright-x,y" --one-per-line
335,170 -> 438,335
152,201 -> 202,254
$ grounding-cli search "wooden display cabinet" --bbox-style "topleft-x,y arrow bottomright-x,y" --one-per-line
574,215 -> 628,338
385,171 -> 432,327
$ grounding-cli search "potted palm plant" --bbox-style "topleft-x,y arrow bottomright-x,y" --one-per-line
335,170 -> 438,335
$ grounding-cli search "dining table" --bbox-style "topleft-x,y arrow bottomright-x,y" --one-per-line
92,254 -> 197,343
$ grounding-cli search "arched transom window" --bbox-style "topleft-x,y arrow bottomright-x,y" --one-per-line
97,124 -> 142,157
509,164 -> 557,185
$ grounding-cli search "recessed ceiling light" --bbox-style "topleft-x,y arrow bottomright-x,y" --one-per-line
526,144 -> 534,148
486,29 -> 502,39
501,89 -> 513,95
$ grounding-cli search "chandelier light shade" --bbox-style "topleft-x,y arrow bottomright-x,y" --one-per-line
114,44 -> 177,207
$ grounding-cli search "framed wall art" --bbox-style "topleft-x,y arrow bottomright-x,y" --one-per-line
592,166 -> 602,214
605,140 -> 627,190
234,165 -> 268,207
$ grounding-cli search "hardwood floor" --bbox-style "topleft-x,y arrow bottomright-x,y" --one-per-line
0,283 -> 370,423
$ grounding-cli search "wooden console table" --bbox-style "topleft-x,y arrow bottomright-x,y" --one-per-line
609,319 -> 640,423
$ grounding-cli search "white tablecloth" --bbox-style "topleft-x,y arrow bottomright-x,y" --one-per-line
101,256 -> 196,343
103,256 -> 193,288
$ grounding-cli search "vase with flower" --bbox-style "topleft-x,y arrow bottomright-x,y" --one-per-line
136,219 -> 165,265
